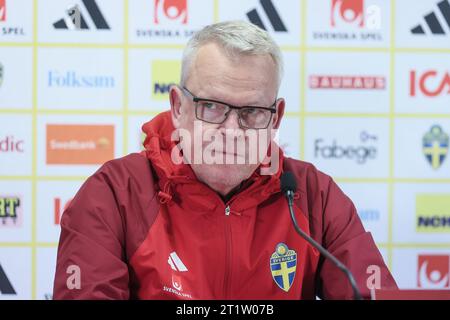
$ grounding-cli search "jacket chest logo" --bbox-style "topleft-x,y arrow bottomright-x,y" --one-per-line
270,243 -> 297,292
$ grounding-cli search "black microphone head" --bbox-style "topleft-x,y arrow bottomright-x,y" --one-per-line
280,172 -> 297,194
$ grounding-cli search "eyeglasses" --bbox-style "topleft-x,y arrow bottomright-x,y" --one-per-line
181,86 -> 277,129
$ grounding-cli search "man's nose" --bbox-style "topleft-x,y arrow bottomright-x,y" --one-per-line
221,109 -> 241,130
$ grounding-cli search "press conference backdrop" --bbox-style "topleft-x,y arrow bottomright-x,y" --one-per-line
0,0 -> 449,299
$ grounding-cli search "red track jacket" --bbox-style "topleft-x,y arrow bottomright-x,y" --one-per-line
53,111 -> 397,300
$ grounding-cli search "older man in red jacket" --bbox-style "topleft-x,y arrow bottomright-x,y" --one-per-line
53,20 -> 397,300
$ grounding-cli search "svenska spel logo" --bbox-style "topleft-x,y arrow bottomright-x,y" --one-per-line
418,255 -> 450,288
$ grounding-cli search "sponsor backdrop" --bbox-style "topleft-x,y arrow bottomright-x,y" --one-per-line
0,0 -> 449,299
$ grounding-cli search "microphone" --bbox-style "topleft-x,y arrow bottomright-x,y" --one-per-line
280,172 -> 363,300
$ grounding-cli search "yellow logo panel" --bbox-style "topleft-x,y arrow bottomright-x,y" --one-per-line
151,60 -> 181,101
416,194 -> 450,233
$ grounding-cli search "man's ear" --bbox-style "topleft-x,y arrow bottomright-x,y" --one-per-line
170,85 -> 184,129
271,98 -> 285,130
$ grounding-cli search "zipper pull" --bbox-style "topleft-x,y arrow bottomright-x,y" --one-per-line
225,206 -> 231,216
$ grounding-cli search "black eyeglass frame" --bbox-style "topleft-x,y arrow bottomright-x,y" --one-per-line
181,86 -> 278,129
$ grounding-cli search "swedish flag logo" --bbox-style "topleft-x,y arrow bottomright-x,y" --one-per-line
270,243 -> 297,292
423,125 -> 449,170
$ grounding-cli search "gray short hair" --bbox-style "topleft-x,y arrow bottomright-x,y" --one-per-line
180,20 -> 284,90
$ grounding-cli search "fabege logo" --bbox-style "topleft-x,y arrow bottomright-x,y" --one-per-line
46,124 -> 114,165
0,0 -> 5,22
314,130 -> 378,164
154,0 -> 187,25
331,0 -> 364,28
418,255 -> 450,288
410,70 -> 450,97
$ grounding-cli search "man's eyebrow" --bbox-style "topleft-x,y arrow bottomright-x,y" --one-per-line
201,96 -> 271,107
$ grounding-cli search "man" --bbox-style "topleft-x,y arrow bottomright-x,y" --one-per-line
53,21 -> 397,300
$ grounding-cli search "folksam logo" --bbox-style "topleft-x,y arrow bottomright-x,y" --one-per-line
48,70 -> 115,88
416,194 -> 450,233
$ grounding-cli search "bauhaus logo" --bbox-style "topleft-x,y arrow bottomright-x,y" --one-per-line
0,196 -> 21,227
53,0 -> 110,30
151,60 -> 180,101
0,263 -> 16,295
247,0 -> 287,32
314,130 -> 378,164
410,70 -> 450,97
418,255 -> 450,288
416,194 -> 450,233
0,0 -> 5,22
422,125 -> 448,170
309,75 -> 385,90
154,0 -> 188,25
46,124 -> 114,165
411,0 -> 450,35
47,70 -> 115,89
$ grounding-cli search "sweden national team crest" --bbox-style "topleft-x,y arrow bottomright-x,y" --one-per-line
422,125 -> 449,170
270,243 -> 297,292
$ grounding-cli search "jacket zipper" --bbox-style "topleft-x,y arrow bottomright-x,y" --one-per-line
223,205 -> 232,299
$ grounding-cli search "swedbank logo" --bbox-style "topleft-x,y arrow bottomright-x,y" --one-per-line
46,124 -> 114,165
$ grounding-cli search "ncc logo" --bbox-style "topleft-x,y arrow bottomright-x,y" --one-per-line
154,0 -> 188,25
331,0 -> 381,29
418,255 -> 450,289
410,70 -> 450,97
